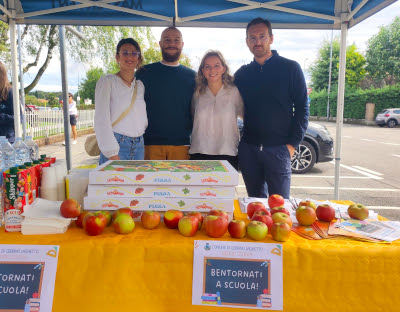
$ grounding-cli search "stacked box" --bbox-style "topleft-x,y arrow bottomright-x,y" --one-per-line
84,160 -> 238,220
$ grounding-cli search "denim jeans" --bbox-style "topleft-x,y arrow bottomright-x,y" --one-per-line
99,133 -> 144,165
238,141 -> 292,198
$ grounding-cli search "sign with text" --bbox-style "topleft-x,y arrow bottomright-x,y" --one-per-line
192,241 -> 283,310
0,245 -> 59,312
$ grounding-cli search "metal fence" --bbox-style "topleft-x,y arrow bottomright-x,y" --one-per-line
25,109 -> 95,139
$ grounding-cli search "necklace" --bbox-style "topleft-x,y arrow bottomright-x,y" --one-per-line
117,72 -> 134,86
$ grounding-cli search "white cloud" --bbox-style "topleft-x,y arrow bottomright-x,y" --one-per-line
25,1 -> 400,92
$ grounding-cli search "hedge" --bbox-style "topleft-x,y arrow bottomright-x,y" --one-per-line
309,84 -> 400,119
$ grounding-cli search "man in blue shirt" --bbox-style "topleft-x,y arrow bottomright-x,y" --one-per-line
235,18 -> 309,199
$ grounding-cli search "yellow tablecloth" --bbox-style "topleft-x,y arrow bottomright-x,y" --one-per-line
0,200 -> 399,312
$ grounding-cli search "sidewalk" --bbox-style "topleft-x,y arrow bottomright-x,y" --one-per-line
39,132 -> 99,168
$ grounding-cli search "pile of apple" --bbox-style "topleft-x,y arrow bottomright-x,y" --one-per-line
246,194 -> 293,242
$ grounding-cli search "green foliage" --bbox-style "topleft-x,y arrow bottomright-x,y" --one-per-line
77,104 -> 95,110
365,17 -> 400,81
310,38 -> 366,91
78,67 -> 106,103
25,95 -> 40,106
309,84 -> 400,119
47,95 -> 59,107
0,21 -> 9,64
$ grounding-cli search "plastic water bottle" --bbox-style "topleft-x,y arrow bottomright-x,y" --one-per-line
0,136 -> 5,171
13,137 -> 30,166
0,138 -> 15,170
24,136 -> 39,161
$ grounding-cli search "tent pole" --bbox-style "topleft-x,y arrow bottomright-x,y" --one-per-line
18,24 -> 27,140
59,25 -> 72,171
334,14 -> 348,200
9,0 -> 22,140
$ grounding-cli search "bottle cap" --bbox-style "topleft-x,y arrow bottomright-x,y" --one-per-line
40,154 -> 47,158
33,160 -> 41,164
24,162 -> 32,166
9,167 -> 18,174
18,165 -> 27,169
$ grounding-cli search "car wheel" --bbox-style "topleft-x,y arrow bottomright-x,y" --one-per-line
291,141 -> 316,174
387,119 -> 397,128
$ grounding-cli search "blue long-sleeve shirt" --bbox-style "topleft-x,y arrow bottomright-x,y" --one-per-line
234,51 -> 309,149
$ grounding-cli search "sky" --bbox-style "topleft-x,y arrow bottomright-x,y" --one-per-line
24,1 -> 400,94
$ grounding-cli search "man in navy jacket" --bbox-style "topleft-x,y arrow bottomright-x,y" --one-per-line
235,18 -> 309,199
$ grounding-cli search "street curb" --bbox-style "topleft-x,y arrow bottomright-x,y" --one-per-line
309,116 -> 376,126
34,128 -> 94,147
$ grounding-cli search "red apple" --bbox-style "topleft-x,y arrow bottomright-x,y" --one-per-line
164,210 -> 184,229
60,198 -> 81,218
204,215 -> 228,238
251,210 -> 273,232
298,200 -> 317,211
246,202 -> 267,219
296,205 -> 317,226
112,208 -> 134,221
246,221 -> 268,241
347,203 -> 369,221
208,209 -> 229,222
83,213 -> 107,236
141,210 -> 161,229
228,220 -> 246,239
271,223 -> 291,242
187,212 -> 203,230
268,194 -> 285,209
98,210 -> 112,226
75,211 -> 90,228
316,204 -> 336,222
178,216 -> 199,237
270,207 -> 290,216
113,214 -> 135,234
271,212 -> 293,227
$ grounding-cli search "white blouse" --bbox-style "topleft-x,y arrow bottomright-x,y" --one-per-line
189,85 -> 244,156
94,74 -> 148,158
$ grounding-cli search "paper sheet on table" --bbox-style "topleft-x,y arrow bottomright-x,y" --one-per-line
336,219 -> 400,242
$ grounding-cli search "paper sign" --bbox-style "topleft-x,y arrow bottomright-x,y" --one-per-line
192,241 -> 283,310
0,245 -> 60,312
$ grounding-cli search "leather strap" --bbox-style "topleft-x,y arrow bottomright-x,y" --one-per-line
112,81 -> 138,127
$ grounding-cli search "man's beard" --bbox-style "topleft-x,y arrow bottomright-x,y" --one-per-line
161,47 -> 181,62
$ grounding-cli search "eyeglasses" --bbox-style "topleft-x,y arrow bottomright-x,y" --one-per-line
119,51 -> 140,57
248,35 -> 269,44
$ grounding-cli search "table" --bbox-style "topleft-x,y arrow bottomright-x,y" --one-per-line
1,201 -> 399,312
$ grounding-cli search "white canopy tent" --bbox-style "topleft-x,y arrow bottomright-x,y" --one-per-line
1,0 -> 397,198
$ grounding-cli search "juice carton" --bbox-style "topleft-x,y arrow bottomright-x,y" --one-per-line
3,166 -> 26,232
33,160 -> 43,197
24,162 -> 38,204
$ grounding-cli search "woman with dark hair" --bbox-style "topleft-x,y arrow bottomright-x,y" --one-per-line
189,50 -> 243,169
0,61 -> 15,143
95,38 -> 148,165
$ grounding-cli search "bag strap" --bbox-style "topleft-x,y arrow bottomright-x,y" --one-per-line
112,81 -> 138,127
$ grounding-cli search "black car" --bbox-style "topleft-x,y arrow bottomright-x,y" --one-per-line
237,120 -> 334,174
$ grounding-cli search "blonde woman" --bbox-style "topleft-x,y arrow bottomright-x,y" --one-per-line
95,38 -> 148,165
189,50 -> 243,169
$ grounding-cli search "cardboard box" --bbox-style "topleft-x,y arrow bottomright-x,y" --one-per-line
87,184 -> 235,199
89,160 -> 238,186
84,196 -> 234,216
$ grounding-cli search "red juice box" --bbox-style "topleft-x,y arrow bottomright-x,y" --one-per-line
24,162 -> 38,204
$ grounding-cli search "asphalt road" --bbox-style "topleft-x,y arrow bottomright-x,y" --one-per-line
237,121 -> 400,221
42,122 -> 400,221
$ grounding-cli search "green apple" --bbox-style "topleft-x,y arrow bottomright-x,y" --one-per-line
246,221 -> 268,241
347,203 -> 369,221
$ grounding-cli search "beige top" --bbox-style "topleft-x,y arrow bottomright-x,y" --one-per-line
189,85 -> 244,156
94,74 -> 148,158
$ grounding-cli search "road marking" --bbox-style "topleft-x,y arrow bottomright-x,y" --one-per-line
362,138 -> 375,142
393,154 -> 400,158
351,166 -> 383,176
368,206 -> 400,210
382,142 -> 400,146
336,163 -> 383,180
290,186 -> 399,192
291,175 -> 370,179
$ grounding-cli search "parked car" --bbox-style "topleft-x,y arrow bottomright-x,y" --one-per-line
51,107 -> 61,111
25,105 -> 38,111
375,108 -> 400,128
237,120 -> 334,174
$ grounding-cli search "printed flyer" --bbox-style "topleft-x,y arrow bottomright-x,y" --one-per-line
192,241 -> 283,310
0,245 -> 59,312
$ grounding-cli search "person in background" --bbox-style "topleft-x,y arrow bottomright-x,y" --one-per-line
136,27 -> 196,160
234,17 -> 309,199
62,93 -> 78,145
94,38 -> 147,165
189,50 -> 243,170
0,61 -> 15,143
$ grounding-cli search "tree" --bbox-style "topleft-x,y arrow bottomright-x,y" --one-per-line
310,38 -> 366,91
0,24 -> 193,93
365,16 -> 400,83
78,67 -> 105,103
